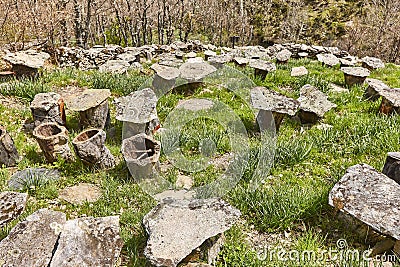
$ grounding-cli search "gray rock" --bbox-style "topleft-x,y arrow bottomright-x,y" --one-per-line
0,126 -> 19,167
339,56 -> 358,67
187,57 -> 204,63
275,49 -> 292,63
99,59 -> 131,74
362,56 -> 385,70
249,59 -> 276,79
30,92 -> 66,126
364,78 -> 390,100
67,89 -> 111,112
251,86 -> 299,131
329,83 -> 349,94
382,152 -> 400,184
59,183 -> 102,205
329,164 -> 400,240
290,66 -> 308,77
143,198 -> 241,267
179,62 -> 217,82
233,57 -> 249,67
0,191 -> 28,227
208,55 -> 232,68
152,66 -> 180,96
0,209 -> 66,266
378,88 -> 400,115
9,168 -> 60,190
117,51 -> 141,63
49,216 -> 123,267
3,50 -> 49,76
316,53 -> 340,67
204,50 -> 217,61
341,67 -> 370,86
298,84 -> 336,123
186,52 -> 197,59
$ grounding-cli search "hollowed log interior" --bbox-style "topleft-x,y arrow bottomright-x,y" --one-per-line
125,137 -> 157,160
145,138 -> 156,157
75,129 -> 99,142
36,124 -> 62,137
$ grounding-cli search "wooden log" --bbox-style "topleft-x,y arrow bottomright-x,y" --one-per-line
0,126 -> 19,167
72,129 -> 115,169
32,122 -> 75,163
382,152 -> 400,184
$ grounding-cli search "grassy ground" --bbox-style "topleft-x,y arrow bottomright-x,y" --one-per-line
0,59 -> 400,266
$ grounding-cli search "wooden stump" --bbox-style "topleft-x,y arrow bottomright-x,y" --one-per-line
72,129 -> 115,169
32,122 -> 75,163
0,126 -> 19,167
382,152 -> 400,184
30,93 -> 66,127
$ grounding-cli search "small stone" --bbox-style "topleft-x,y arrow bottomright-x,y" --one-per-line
59,183 -> 102,205
117,51 -> 141,63
49,216 -> 124,267
291,66 -> 308,77
364,78 -> 390,101
179,62 -> 217,82
176,174 -> 194,190
0,191 -> 28,227
176,98 -> 214,111
8,168 -> 60,190
298,84 -> 336,123
329,164 -> 400,240
143,198 -> 241,267
362,56 -> 385,70
298,52 -> 309,58
0,209 -> 66,266
275,49 -> 292,63
316,53 -> 340,67
341,67 -> 370,86
187,57 -> 204,63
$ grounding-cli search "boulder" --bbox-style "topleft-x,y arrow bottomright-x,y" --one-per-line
378,88 -> 400,115
0,126 -> 19,167
362,56 -> 385,70
329,164 -> 400,240
251,86 -> 299,131
249,59 -> 276,80
8,168 -> 60,190
3,50 -> 50,77
0,191 -> 28,227
364,78 -> 390,101
297,84 -> 336,123
341,67 -> 370,86
49,216 -> 123,267
290,66 -> 308,77
316,53 -> 340,67
0,209 -> 66,266
143,198 -> 241,267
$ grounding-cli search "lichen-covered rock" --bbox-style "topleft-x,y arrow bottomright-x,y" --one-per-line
362,56 -> 385,70
152,66 -> 180,96
49,216 -> 123,267
3,50 -> 50,77
0,209 -> 66,266
341,67 -> 370,86
30,92 -> 66,126
0,126 -> 19,167
0,191 -> 28,227
364,78 -> 390,100
8,168 -> 60,190
291,66 -> 308,77
316,53 -> 340,67
176,98 -> 214,111
249,59 -> 276,79
275,49 -> 292,63
297,84 -> 336,123
143,198 -> 241,267
329,164 -> 400,240
233,57 -> 249,67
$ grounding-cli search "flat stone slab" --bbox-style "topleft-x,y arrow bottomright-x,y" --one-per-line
176,98 -> 214,111
8,168 -> 61,190
329,164 -> 400,240
179,62 -> 217,82
115,88 -> 158,123
298,84 -> 336,118
362,56 -> 385,70
67,89 -> 111,111
379,88 -> 400,108
233,57 -> 249,66
0,209 -> 66,266
251,87 -> 299,116
0,191 -> 28,227
341,67 -> 370,77
291,66 -> 308,77
3,50 -> 50,69
49,216 -> 123,267
143,198 -> 241,267
59,183 -> 102,205
99,59 -> 131,74
30,92 -> 62,111
365,78 -> 390,94
317,53 -> 340,67
249,59 -> 276,72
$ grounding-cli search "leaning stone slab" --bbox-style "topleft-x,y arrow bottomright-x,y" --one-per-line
249,59 -> 276,80
362,56 -> 385,70
49,216 -> 123,267
8,167 -> 60,190
378,87 -> 400,115
382,152 -> 400,185
3,50 -> 50,77
0,191 -> 28,227
115,88 -> 160,139
67,89 -> 111,129
316,53 -> 340,67
30,92 -> 66,126
298,84 -> 337,124
364,78 -> 390,101
0,209 -> 66,266
251,87 -> 299,131
341,67 -> 370,86
0,126 -> 19,167
291,66 -> 308,77
329,164 -> 400,240
99,59 -> 131,74
179,62 -> 217,83
143,198 -> 241,267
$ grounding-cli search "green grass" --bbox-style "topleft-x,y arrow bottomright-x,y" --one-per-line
0,60 -> 400,266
